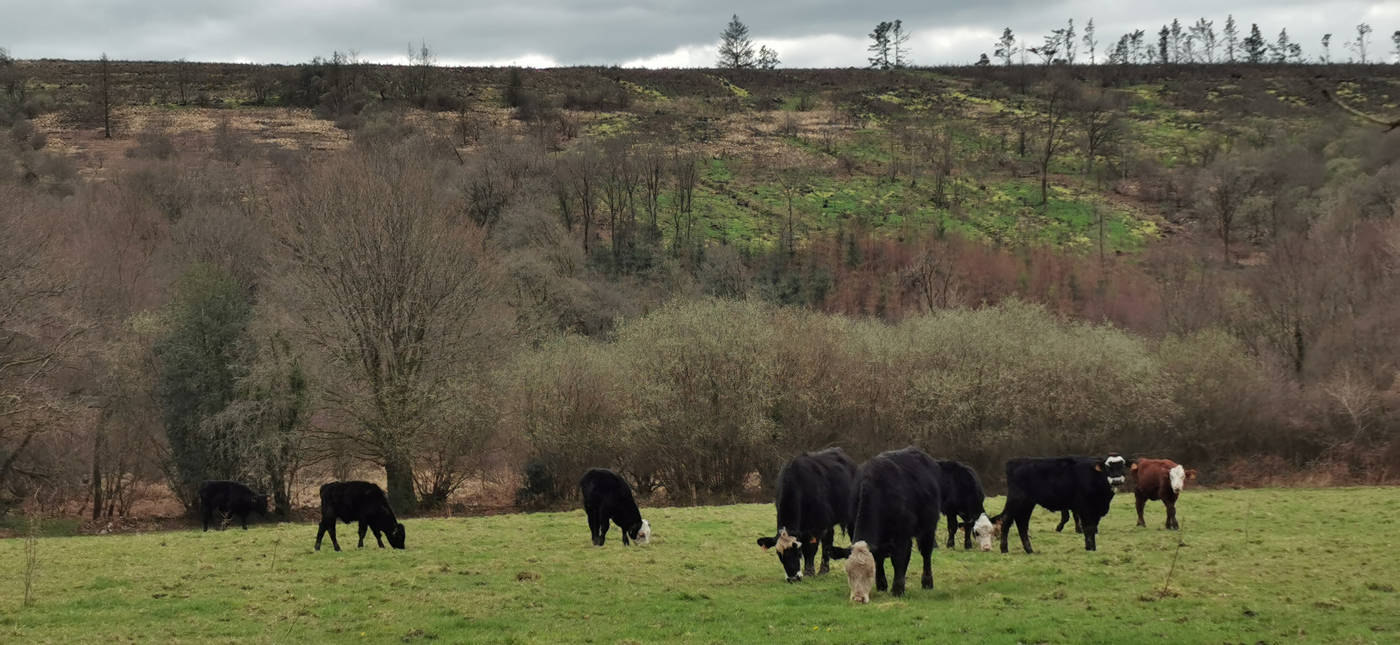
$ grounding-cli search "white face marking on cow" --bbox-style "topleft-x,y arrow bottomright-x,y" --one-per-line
1169,465 -> 1186,493
972,513 -> 995,552
1105,455 -> 1127,485
635,519 -> 651,545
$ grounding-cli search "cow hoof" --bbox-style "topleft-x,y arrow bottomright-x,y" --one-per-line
921,577 -> 933,590
817,566 -> 830,576
890,586 -> 905,597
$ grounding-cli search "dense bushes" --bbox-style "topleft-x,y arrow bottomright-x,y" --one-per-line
505,298 -> 1264,503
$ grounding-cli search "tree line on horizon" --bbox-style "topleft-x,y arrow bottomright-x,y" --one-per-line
717,14 -> 1399,70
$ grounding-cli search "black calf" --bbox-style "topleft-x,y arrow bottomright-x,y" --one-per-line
935,460 -> 991,550
314,481 -> 406,552
580,468 -> 651,547
198,480 -> 268,531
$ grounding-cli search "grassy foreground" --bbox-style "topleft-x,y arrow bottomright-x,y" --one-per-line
1,487 -> 1397,644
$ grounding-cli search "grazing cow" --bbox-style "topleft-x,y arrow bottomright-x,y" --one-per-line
579,468 -> 651,547
755,448 -> 858,582
846,541 -> 875,604
995,454 -> 1127,553
198,480 -> 269,531
1131,458 -> 1198,530
314,481 -> 406,552
936,460 -> 994,551
850,447 -> 943,597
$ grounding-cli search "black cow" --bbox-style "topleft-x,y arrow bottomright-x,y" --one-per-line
755,447 -> 858,582
314,481 -> 406,552
936,461 -> 994,551
995,454 -> 1127,553
850,447 -> 943,597
579,468 -> 651,547
198,480 -> 269,531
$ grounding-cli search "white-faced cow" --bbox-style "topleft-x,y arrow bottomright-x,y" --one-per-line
994,454 -> 1127,553
1131,457 -> 1198,530
314,481 -> 406,552
935,460 -> 994,551
755,447 -> 858,582
198,480 -> 269,531
579,468 -> 651,547
850,447 -> 943,597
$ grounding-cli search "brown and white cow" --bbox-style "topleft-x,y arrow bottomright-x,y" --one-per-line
1130,458 -> 1198,530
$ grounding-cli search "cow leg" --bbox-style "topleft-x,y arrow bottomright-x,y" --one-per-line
1055,510 -> 1070,533
1083,516 -> 1099,551
371,526 -> 385,547
585,507 -> 600,546
202,507 -> 213,532
874,553 -> 888,592
818,528 -> 834,575
317,520 -> 341,552
999,501 -> 1022,553
1015,512 -> 1033,554
1074,512 -> 1083,534
1136,493 -> 1147,527
945,515 -> 958,549
963,517 -> 974,550
597,518 -> 609,546
889,539 -> 913,597
801,539 -> 818,577
240,512 -> 249,530
357,522 -> 370,548
916,533 -> 935,590
1165,498 -> 1177,530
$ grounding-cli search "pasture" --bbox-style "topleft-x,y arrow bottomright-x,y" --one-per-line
1,487 -> 1397,644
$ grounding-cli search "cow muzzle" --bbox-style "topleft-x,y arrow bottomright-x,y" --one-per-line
1108,476 -> 1125,486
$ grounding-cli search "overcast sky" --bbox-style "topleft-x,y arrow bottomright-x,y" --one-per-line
2,1 -> 1397,67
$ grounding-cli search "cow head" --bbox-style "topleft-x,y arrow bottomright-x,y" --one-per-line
970,513 -> 995,552
755,527 -> 806,582
631,519 -> 651,545
1100,453 -> 1128,487
387,522 -> 406,549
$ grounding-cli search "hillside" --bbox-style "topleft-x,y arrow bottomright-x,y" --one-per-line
12,60 -> 1400,254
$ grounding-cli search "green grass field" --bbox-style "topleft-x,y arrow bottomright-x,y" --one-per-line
2,487 -> 1397,644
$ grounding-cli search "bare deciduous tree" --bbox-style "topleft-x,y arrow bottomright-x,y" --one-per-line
270,148 -> 502,513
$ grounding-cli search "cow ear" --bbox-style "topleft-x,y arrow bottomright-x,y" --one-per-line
757,537 -> 777,550
1130,463 -> 1139,472
808,537 -> 818,544
1095,463 -> 1103,472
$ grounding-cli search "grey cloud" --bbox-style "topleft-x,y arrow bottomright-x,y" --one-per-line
0,1 -> 1391,66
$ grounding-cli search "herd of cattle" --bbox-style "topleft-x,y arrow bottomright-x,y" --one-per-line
743,447 -> 1197,602
195,446 -> 1195,604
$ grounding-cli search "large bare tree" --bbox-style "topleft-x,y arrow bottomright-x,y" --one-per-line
270,149 -> 500,513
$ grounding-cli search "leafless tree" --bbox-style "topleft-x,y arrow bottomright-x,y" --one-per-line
1077,87 -> 1125,181
96,53 -> 114,138
1198,156 -> 1257,264
269,148 -> 503,513
1035,76 -> 1074,205
0,188 -> 79,512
